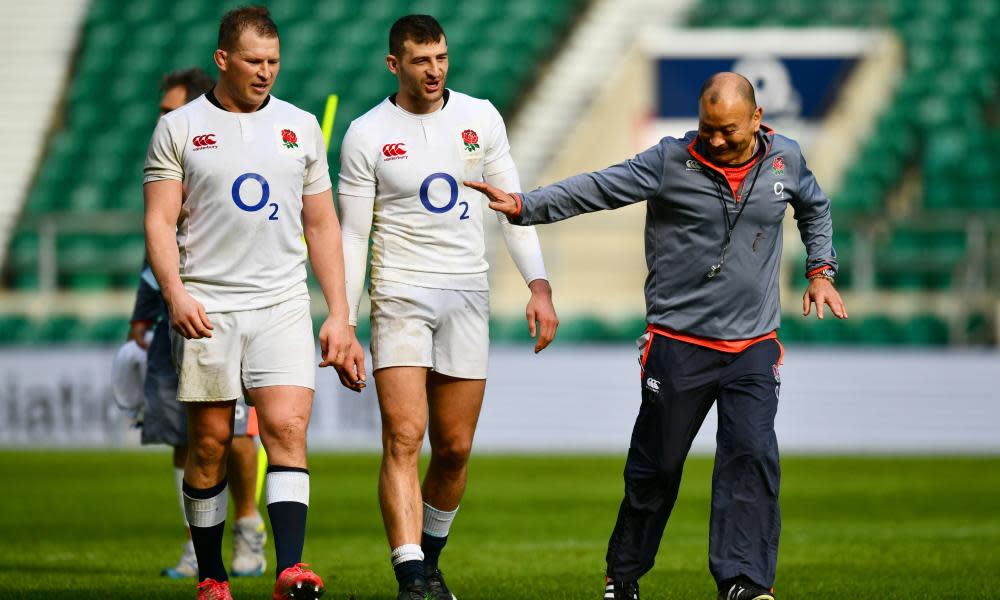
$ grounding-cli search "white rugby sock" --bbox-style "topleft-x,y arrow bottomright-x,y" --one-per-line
174,468 -> 188,527
390,543 -> 424,566
183,481 -> 228,528
422,502 -> 458,538
265,469 -> 310,506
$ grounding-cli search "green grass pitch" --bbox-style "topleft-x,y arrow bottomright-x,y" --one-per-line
0,452 -> 997,599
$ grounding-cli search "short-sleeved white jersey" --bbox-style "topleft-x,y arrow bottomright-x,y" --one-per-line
144,94 -> 331,313
338,90 -> 517,291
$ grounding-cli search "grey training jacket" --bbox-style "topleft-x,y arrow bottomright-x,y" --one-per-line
512,127 -> 837,341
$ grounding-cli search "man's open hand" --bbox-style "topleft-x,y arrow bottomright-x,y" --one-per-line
526,279 -> 558,353
802,277 -> 848,320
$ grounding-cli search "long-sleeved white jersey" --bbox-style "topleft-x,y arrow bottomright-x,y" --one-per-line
338,90 -> 546,325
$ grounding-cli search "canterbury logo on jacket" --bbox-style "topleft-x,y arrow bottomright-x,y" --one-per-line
510,126 -> 837,341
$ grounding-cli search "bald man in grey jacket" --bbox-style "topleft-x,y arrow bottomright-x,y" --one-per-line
467,72 -> 847,600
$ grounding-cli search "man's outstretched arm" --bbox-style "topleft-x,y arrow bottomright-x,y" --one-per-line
465,141 -> 665,225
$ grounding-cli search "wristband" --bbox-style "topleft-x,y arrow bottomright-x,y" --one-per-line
808,268 -> 836,284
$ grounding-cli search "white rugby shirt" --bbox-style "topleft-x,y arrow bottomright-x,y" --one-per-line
144,93 -> 332,313
338,90 -> 547,325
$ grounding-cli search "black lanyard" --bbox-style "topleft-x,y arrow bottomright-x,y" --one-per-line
705,152 -> 765,279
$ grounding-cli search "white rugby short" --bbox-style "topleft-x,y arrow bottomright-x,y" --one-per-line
370,280 -> 490,380
171,297 -> 315,402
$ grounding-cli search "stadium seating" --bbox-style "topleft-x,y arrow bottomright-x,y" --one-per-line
8,0 -> 584,296
5,0 -> 998,346
691,0 -> 999,211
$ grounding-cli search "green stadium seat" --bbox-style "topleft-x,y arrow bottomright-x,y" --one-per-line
113,234 -> 147,273
614,316 -> 649,340
964,311 -> 992,344
66,183 -> 104,213
856,315 -> 902,344
834,170 -> 881,213
798,315 -> 859,344
489,316 -> 532,343
777,315 -> 805,343
830,230 -> 853,289
12,273 -> 39,290
918,96 -> 958,129
902,314 -> 950,345
267,2 -> 315,24
57,234 -> 105,276
33,315 -> 84,344
875,226 -> 966,290
922,131 -> 966,209
171,0 -> 206,24
312,1 -> 362,22
66,272 -> 115,290
0,315 -> 33,344
84,316 -> 131,343
86,22 -> 125,53
556,315 -> 619,342
9,231 -> 39,272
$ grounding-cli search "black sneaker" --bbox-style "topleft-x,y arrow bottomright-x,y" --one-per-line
424,567 -> 456,600
604,576 -> 639,600
397,578 -> 432,600
718,579 -> 775,600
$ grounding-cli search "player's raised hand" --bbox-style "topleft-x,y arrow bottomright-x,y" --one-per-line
165,289 -> 213,339
464,180 -> 520,217
802,277 -> 848,320
526,278 -> 559,353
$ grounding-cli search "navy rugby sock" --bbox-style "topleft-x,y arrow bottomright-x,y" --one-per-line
391,544 -> 425,589
421,532 -> 448,571
183,479 -> 228,582
265,465 -> 310,577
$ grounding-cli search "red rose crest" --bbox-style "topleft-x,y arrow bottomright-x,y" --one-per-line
281,129 -> 299,149
771,156 -> 785,176
461,129 -> 480,152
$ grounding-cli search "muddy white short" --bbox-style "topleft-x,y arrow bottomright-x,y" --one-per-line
369,280 -> 490,380
171,297 -> 315,402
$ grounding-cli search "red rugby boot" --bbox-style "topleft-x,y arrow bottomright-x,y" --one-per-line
273,563 -> 325,600
197,578 -> 233,600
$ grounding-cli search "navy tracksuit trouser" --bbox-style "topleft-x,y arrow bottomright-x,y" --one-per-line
605,333 -> 783,588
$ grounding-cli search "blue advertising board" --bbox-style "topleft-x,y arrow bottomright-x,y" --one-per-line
656,56 -> 859,120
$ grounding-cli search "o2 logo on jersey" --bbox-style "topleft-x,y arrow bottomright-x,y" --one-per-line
419,173 -> 469,220
232,173 -> 279,221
